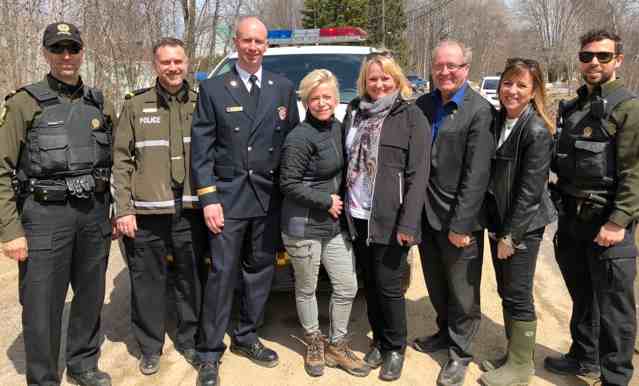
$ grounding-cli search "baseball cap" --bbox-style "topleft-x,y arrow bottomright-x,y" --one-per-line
42,22 -> 83,48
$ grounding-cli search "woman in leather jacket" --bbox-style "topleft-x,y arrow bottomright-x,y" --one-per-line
479,58 -> 557,386
343,52 -> 429,381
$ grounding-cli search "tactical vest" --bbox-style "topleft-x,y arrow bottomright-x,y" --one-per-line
554,88 -> 636,197
18,84 -> 112,179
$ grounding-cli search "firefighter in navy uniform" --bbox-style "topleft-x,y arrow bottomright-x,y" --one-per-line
191,16 -> 299,386
0,22 -> 115,386
546,29 -> 639,386
112,38 -> 207,375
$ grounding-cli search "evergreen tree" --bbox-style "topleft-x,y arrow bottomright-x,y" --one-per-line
301,0 -> 368,29
367,0 -> 408,65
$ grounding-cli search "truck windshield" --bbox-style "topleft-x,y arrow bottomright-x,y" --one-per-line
212,53 -> 366,103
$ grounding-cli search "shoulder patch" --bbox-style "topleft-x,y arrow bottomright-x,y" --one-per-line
124,87 -> 152,100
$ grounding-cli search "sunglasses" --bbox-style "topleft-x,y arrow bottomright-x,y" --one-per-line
506,57 -> 540,68
578,51 -> 616,64
48,44 -> 82,55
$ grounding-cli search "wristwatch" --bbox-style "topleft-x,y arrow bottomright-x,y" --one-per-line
500,234 -> 515,249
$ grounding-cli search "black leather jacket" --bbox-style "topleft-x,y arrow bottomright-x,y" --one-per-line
484,105 -> 557,243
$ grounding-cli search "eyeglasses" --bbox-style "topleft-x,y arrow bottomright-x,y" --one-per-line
578,51 -> 616,64
433,63 -> 467,72
48,43 -> 82,55
506,57 -> 540,68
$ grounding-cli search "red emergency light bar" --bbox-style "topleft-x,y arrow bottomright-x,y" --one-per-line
319,27 -> 368,38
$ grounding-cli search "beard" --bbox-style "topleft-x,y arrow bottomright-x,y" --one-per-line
582,70 -> 613,87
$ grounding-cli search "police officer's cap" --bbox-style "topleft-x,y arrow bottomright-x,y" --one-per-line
42,22 -> 83,48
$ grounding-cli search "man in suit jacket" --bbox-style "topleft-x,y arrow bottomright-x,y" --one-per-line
190,16 -> 299,386
414,39 -> 494,386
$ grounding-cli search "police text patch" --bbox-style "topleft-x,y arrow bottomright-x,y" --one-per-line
140,116 -> 161,124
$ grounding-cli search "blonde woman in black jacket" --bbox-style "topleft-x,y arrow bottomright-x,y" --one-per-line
480,58 -> 557,386
343,52 -> 430,381
280,69 -> 369,379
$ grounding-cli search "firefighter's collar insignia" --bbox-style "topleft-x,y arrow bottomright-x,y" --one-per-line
583,126 -> 593,138
268,80 -> 274,85
230,80 -> 238,88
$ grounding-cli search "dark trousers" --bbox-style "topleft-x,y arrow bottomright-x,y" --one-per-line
418,223 -> 484,361
124,208 -> 206,356
489,228 -> 544,322
18,194 -> 110,386
352,219 -> 408,352
555,215 -> 636,386
197,215 -> 279,362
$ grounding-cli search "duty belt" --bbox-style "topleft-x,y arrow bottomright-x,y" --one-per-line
20,170 -> 110,202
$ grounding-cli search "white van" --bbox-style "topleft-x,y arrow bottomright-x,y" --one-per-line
479,75 -> 500,109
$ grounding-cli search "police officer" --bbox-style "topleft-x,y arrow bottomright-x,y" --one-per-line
0,22 -> 115,386
112,37 -> 207,375
547,29 -> 639,386
191,16 -> 299,386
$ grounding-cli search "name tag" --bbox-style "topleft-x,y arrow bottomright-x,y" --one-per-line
226,106 -> 243,113
142,107 -> 157,113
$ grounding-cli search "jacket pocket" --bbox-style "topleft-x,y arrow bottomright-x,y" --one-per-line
379,135 -> 408,168
93,131 -> 112,168
574,140 -> 611,181
38,134 -> 68,173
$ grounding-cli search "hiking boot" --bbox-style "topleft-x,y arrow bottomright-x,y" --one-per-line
303,332 -> 325,377
325,337 -> 370,377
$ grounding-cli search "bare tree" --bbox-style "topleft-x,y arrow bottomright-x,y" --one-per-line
516,0 -> 588,81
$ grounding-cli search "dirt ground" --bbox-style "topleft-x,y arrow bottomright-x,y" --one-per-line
1,225 -> 638,386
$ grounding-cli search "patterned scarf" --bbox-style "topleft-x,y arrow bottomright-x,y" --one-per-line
346,92 -> 397,192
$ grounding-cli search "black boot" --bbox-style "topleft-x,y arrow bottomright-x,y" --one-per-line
379,351 -> 404,381
67,368 -> 112,386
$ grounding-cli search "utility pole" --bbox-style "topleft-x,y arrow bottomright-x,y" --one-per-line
382,0 -> 386,47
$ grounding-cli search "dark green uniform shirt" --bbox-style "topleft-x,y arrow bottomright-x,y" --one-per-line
571,79 -> 639,227
0,75 -> 116,242
112,80 -> 198,217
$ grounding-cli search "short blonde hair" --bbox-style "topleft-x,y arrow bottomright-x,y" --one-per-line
356,53 -> 413,100
298,69 -> 340,107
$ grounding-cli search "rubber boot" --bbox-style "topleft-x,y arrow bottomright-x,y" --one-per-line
481,311 -> 512,371
480,320 -> 536,386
